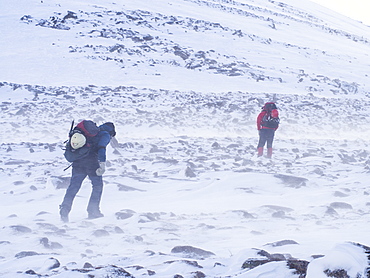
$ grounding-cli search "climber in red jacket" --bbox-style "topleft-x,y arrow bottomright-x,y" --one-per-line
256,102 -> 279,158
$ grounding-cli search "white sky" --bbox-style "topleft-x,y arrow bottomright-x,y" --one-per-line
310,0 -> 370,25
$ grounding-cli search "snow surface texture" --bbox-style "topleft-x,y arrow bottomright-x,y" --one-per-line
1,0 -> 370,277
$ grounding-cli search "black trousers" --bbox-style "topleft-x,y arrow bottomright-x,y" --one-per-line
257,129 -> 275,149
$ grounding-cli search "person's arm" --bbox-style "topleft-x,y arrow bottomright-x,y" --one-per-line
96,131 -> 111,176
97,131 -> 111,162
256,111 -> 265,130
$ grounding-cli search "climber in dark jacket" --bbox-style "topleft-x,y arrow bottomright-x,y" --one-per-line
60,122 -> 116,222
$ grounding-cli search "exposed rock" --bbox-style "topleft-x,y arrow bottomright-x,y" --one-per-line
92,229 -> 110,237
139,212 -> 161,222
15,251 -> 40,259
191,271 -> 206,278
232,210 -> 255,218
51,176 -> 71,189
115,209 -> 136,220
242,258 -> 271,269
150,145 -> 166,153
10,225 -> 32,233
242,249 -> 308,277
325,206 -> 339,216
42,257 -> 61,270
287,259 -> 309,277
274,174 -> 308,188
330,202 -> 353,209
171,246 -> 215,259
262,205 -> 294,212
266,240 -> 299,247
185,166 -> 196,178
211,142 -> 221,149
13,181 -> 24,185
323,269 -> 350,278
114,226 -> 124,234
90,265 -> 134,277
25,270 -> 38,275
5,159 -> 29,165
272,210 -> 294,219
165,260 -> 203,268
83,262 -> 94,268
40,237 -> 63,249
117,184 -> 144,191
36,222 -> 60,231
333,191 -> 349,197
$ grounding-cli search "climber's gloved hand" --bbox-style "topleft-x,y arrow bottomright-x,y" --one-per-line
96,162 -> 106,176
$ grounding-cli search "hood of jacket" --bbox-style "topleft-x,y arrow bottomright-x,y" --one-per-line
99,122 -> 116,137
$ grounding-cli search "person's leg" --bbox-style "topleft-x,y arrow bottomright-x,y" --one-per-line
267,148 -> 273,158
87,167 -> 104,219
257,129 -> 267,156
266,130 -> 275,158
60,166 -> 86,222
257,146 -> 264,157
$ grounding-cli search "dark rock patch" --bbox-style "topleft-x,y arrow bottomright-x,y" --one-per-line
171,246 -> 215,259
266,240 -> 299,247
15,251 -> 40,259
274,174 -> 308,188
51,176 -> 71,189
330,202 -> 353,209
116,209 -> 136,220
92,229 -> 110,237
10,225 -> 32,233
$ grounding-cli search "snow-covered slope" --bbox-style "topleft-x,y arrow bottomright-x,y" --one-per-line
1,0 -> 370,277
1,0 -> 369,94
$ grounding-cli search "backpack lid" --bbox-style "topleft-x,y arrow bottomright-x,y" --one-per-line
76,120 -> 99,137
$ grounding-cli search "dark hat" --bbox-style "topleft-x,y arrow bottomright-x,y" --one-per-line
262,102 -> 277,111
101,122 -> 116,137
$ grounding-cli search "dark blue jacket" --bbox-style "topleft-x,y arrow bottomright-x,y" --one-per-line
95,123 -> 114,162
72,123 -> 113,166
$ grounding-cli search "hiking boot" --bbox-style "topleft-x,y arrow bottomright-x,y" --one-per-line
59,205 -> 69,223
88,211 -> 104,220
60,214 -> 69,223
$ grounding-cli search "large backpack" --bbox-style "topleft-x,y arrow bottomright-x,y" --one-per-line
261,103 -> 280,129
63,120 -> 100,162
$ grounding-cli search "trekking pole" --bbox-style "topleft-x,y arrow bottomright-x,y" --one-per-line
63,163 -> 73,171
68,120 -> 75,136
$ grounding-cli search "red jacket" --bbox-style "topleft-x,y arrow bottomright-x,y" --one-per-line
257,109 -> 279,130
